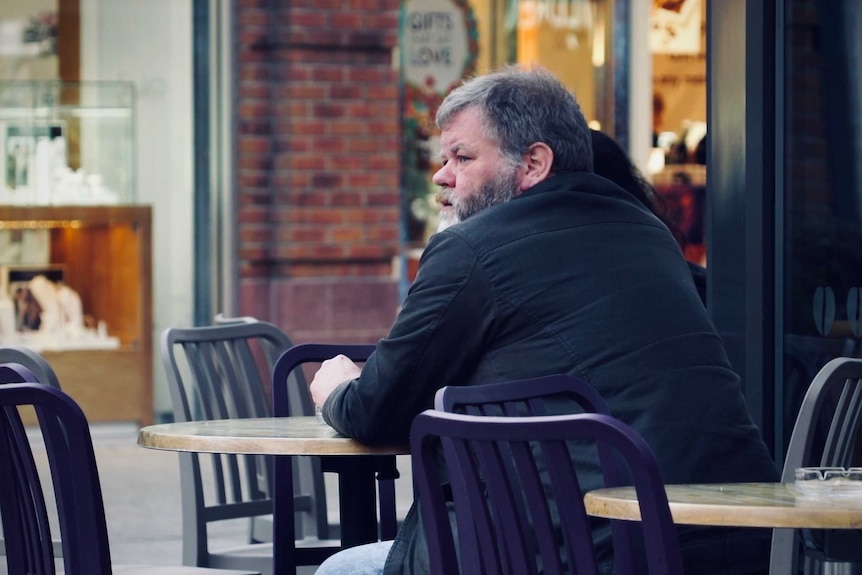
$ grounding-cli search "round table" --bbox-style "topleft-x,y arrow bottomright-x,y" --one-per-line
584,482 -> 862,529
138,416 -> 409,575
138,415 -> 408,456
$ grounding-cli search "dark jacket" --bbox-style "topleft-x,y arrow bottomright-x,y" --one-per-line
322,172 -> 779,574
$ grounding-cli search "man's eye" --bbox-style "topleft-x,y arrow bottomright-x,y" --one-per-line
457,156 -> 470,163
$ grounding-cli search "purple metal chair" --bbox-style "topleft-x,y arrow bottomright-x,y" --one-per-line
435,375 -> 644,574
0,347 -> 68,562
411,410 -> 685,575
0,382 -> 112,575
0,375 -> 258,575
271,343 -> 399,548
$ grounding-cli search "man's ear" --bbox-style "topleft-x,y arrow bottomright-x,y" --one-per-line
518,142 -> 554,191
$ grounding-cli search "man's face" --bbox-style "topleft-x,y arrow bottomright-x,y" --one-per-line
433,108 -> 522,231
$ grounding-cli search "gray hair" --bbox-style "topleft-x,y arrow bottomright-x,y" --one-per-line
436,66 -> 593,174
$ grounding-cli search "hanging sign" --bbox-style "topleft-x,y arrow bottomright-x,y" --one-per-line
402,0 -> 478,123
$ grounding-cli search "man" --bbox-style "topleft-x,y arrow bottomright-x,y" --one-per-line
311,66 -> 778,575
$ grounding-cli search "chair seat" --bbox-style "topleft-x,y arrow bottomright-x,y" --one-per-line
248,515 -> 342,544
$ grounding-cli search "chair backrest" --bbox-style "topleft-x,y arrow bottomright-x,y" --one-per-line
0,346 -> 63,560
435,375 -> 644,574
160,321 -> 330,566
770,357 -> 862,574
410,410 -> 684,575
434,373 -> 610,416
271,342 -> 377,417
0,380 -> 113,575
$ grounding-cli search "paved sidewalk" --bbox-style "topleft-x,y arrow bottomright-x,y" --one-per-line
5,422 -> 414,574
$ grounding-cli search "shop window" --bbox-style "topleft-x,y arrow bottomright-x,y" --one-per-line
650,0 -> 707,267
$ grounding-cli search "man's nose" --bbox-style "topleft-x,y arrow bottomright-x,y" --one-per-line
432,164 -> 452,187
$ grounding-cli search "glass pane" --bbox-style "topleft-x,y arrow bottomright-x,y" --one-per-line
781,0 -> 862,453
650,0 -> 707,267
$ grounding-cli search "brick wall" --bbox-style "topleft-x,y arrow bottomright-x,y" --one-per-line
234,0 -> 402,343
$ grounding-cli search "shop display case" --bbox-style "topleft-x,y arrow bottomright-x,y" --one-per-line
0,80 -> 135,206
0,206 -> 153,425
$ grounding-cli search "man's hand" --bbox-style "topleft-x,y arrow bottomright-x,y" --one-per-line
310,354 -> 362,408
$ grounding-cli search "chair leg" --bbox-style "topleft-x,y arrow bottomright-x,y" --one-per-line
375,456 -> 400,541
377,479 -> 397,540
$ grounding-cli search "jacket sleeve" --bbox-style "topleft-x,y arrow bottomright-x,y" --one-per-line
321,230 -> 496,444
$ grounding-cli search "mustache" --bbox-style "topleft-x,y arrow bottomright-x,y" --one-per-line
435,189 -> 452,206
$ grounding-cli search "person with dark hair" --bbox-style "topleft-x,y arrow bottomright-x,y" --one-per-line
590,128 -> 707,304
310,66 -> 777,575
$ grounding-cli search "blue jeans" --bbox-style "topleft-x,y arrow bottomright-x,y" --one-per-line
314,541 -> 394,575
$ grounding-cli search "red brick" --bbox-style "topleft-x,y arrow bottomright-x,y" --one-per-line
290,9 -> 328,27
237,206 -> 271,223
313,103 -> 347,118
239,227 -> 272,242
348,0 -> 384,9
366,12 -> 400,31
331,227 -> 364,242
331,13 -> 363,29
311,172 -> 343,187
346,139 -> 378,153
280,227 -> 326,242
238,9 -> 269,26
331,121 -> 366,136
310,137 -> 346,153
346,173 -> 384,188
290,120 -> 328,136
239,102 -> 271,118
289,84 -> 328,99
367,226 -> 400,242
330,192 -> 364,206
311,68 -> 345,82
367,84 -> 398,100
366,191 -> 400,205
285,66 -> 313,82
345,210 -> 383,223
290,209 -> 345,225
237,155 -> 272,171
347,244 -> 395,259
239,83 -> 270,100
290,155 -> 327,170
328,155 -> 365,170
366,154 -> 399,171
330,84 -> 362,99
238,172 -> 269,188
238,137 -> 271,154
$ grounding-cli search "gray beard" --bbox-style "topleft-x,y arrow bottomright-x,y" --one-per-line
436,209 -> 458,232
454,167 -> 520,223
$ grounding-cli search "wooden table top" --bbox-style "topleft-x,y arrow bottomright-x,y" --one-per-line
584,482 -> 862,529
137,416 -> 409,456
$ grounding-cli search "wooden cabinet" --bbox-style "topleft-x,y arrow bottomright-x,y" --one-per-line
0,205 -> 153,425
